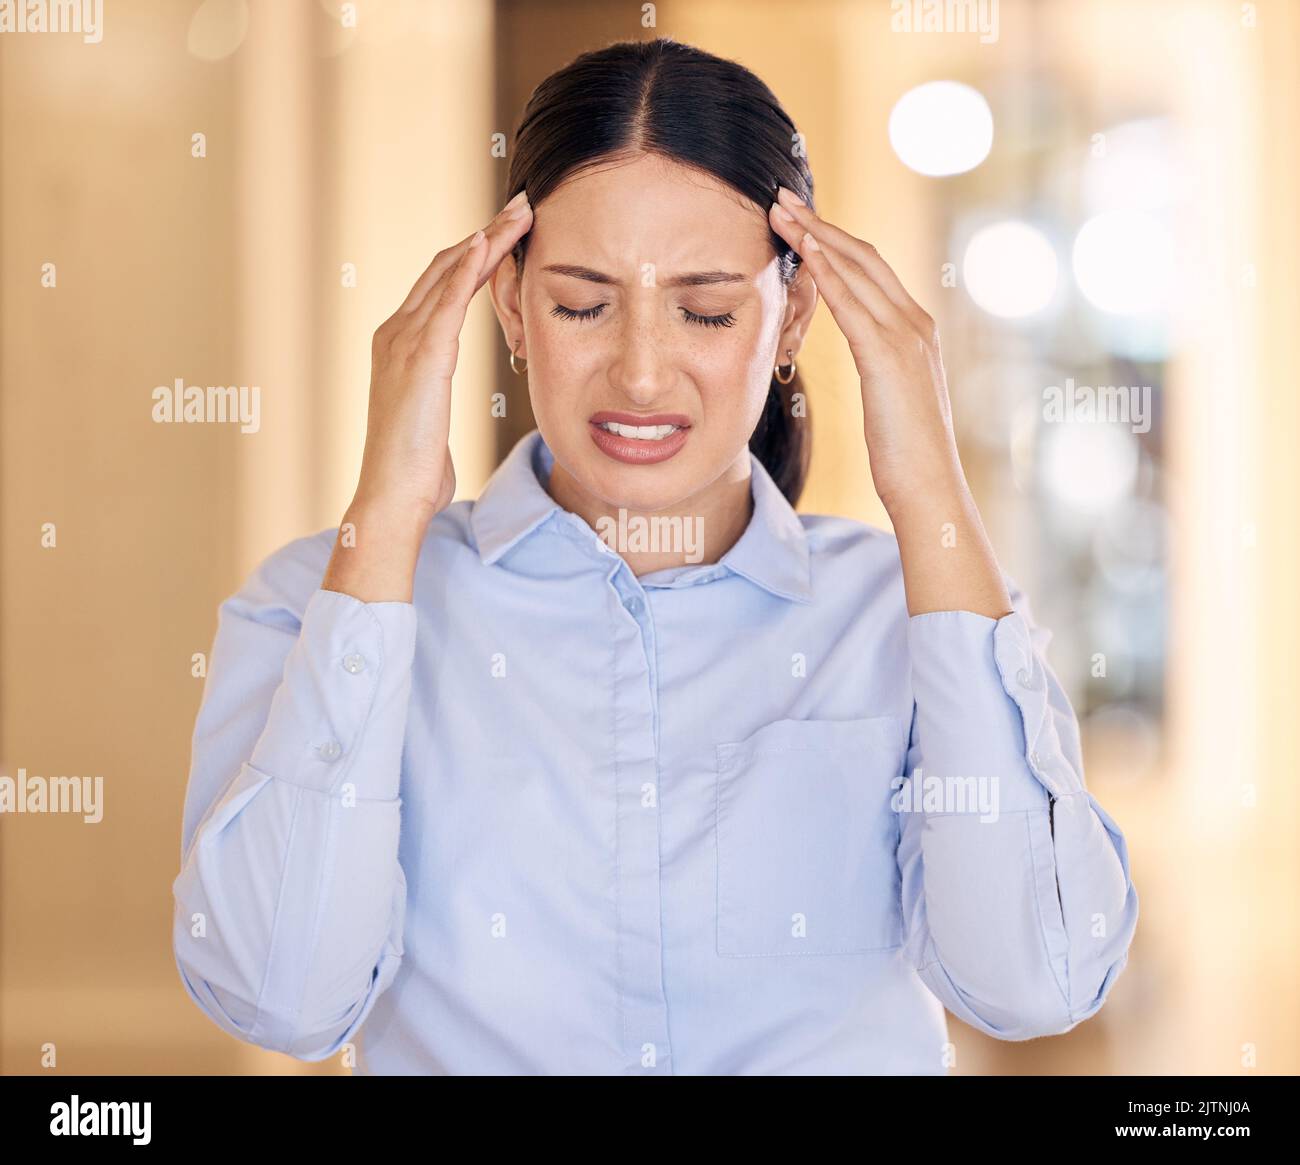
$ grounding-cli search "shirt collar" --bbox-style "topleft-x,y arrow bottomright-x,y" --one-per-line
469,428 -> 812,603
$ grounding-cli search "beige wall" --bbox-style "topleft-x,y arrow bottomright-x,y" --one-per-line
2,0 -> 249,1072
2,0 -> 1297,1075
0,0 -> 497,1074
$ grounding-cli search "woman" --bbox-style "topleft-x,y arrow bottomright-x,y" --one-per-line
173,37 -> 1138,1075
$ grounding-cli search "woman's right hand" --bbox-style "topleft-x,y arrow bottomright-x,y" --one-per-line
354,189 -> 533,524
323,190 -> 533,603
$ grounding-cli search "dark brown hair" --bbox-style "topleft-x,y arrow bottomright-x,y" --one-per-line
505,36 -> 814,505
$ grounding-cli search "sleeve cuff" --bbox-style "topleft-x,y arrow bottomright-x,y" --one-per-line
989,608 -> 1084,799
907,608 -> 1081,810
248,587 -> 417,799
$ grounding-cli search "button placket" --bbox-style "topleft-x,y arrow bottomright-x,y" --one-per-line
609,563 -> 648,623
605,563 -> 671,1071
1016,654 -> 1042,690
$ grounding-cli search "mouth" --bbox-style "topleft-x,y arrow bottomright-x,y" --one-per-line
588,412 -> 692,465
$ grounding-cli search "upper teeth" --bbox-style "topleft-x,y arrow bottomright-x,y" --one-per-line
598,422 -> 680,440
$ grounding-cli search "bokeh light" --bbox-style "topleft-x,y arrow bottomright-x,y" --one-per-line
1039,420 -> 1140,513
962,220 -> 1060,318
1072,210 -> 1174,315
186,0 -> 250,62
888,81 -> 994,177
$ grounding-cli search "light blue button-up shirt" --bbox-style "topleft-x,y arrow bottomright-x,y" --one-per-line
173,427 -> 1138,1074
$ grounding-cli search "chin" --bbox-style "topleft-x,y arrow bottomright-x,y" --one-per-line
584,455 -> 698,513
545,414 -> 736,513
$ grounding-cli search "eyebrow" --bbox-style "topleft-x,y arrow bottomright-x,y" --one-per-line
540,263 -> 747,288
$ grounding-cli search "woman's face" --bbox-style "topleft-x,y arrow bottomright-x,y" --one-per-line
491,153 -> 814,514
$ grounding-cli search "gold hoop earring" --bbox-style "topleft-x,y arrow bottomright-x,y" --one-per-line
774,348 -> 796,385
510,339 -> 527,376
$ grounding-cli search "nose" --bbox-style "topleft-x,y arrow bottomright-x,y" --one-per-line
607,300 -> 670,406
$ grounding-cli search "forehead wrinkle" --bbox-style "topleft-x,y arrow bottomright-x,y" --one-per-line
539,263 -> 751,289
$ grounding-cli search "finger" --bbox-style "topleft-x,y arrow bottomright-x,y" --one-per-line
774,188 -> 930,329
397,236 -> 474,315
852,241 -> 934,334
787,227 -> 892,352
399,194 -> 531,314
410,229 -> 487,348
770,203 -> 900,329
467,202 -> 533,297
770,200 -> 902,328
410,202 -> 532,328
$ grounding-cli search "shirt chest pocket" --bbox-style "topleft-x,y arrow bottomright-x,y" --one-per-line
713,716 -> 906,958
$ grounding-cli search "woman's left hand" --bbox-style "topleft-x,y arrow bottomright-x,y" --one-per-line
768,186 -> 1012,618
768,186 -> 964,517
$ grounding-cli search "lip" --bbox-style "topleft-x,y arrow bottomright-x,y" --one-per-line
589,410 -> 692,428
588,414 -> 691,465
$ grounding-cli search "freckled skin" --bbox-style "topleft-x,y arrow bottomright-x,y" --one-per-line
488,154 -> 818,566
328,152 -> 1011,614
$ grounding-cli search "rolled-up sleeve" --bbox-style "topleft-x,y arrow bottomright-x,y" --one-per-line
172,532 -> 417,1060
896,579 -> 1139,1041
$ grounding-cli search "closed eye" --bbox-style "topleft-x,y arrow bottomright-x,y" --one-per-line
550,303 -> 737,329
681,308 -> 736,329
550,303 -> 606,322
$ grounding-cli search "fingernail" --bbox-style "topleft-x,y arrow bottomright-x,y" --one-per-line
469,229 -> 485,247
503,190 -> 528,212
777,185 -> 806,207
771,203 -> 795,224
801,232 -> 819,252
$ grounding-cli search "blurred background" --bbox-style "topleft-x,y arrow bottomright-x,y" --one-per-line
2,0 -> 1297,1075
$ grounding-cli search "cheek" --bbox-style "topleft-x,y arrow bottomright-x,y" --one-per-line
524,318 -> 599,398
684,334 -> 774,438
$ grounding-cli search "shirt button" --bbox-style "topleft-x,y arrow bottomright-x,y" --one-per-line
319,740 -> 342,761
1029,750 -> 1042,770
343,653 -> 367,674
1016,666 -> 1034,687
624,596 -> 644,616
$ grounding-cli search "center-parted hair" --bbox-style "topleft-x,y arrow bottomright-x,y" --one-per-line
505,36 -> 815,506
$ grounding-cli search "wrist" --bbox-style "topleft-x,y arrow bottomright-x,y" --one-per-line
344,493 -> 439,543
321,499 -> 431,604
877,462 -> 971,525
